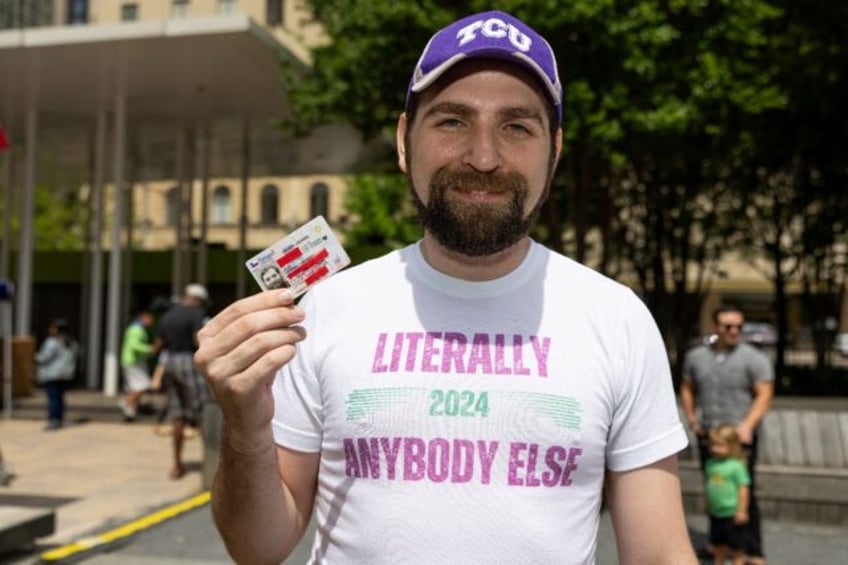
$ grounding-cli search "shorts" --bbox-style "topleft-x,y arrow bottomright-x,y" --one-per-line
709,515 -> 747,551
123,363 -> 152,392
163,353 -> 209,426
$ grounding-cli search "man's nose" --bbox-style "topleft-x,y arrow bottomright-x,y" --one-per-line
461,126 -> 502,172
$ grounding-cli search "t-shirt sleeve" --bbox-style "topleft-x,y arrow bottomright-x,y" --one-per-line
605,293 -> 689,472
271,294 -> 324,453
681,349 -> 696,384
749,347 -> 775,383
735,461 -> 751,486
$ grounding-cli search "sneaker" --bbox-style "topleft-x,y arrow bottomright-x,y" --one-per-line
118,399 -> 137,421
0,462 -> 16,486
45,420 -> 63,431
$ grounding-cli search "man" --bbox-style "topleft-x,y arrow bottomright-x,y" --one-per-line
119,309 -> 155,422
195,11 -> 695,564
681,304 -> 774,564
260,265 -> 288,289
157,283 -> 209,479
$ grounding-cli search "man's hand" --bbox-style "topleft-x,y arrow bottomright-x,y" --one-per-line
195,289 -> 307,452
735,423 -> 753,445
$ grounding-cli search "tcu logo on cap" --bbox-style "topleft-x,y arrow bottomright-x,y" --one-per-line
456,17 -> 532,52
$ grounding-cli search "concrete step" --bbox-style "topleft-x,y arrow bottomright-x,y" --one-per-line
0,506 -> 55,556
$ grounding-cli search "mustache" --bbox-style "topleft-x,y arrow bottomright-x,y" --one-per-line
430,168 -> 528,195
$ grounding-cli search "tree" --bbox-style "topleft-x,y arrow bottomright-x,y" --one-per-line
342,174 -> 421,249
739,0 -> 848,376
0,184 -> 87,251
284,1 -> 847,383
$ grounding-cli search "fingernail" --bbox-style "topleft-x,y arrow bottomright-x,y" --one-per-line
278,289 -> 293,303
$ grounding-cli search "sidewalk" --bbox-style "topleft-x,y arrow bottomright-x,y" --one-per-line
0,388 -> 204,559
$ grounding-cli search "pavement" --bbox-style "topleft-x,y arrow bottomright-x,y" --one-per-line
1,388 -> 847,564
0,388 -> 205,562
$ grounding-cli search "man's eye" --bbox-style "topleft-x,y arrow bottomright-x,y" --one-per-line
506,123 -> 532,135
436,118 -> 464,128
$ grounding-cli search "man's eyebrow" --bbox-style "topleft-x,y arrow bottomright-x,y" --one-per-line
498,106 -> 545,125
422,101 -> 473,120
422,102 -> 545,125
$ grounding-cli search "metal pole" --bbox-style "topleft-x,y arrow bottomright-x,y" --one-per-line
237,118 -> 251,298
2,301 -> 12,419
1,113 -> 14,279
86,110 -> 107,389
103,92 -> 126,397
15,108 -> 36,336
197,124 -> 210,286
172,127 -> 186,299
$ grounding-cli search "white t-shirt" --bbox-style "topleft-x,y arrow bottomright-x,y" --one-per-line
273,241 -> 687,564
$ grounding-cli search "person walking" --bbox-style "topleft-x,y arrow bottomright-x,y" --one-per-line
34,319 -> 78,430
119,309 -> 156,422
682,304 -> 774,564
195,10 -> 695,564
156,283 -> 209,479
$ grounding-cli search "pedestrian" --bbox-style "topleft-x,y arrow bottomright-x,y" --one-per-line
0,446 -> 14,486
705,424 -> 752,565
119,308 -> 156,422
195,10 -> 696,564
34,318 -> 78,431
681,304 -> 774,564
150,348 -> 171,436
156,283 -> 209,479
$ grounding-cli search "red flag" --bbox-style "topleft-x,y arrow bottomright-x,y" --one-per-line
0,124 -> 9,151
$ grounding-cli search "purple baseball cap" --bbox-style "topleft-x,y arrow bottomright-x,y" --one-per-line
407,10 -> 563,123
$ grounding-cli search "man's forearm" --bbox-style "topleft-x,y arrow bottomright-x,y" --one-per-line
212,426 -> 300,564
741,384 -> 773,430
679,383 -> 699,428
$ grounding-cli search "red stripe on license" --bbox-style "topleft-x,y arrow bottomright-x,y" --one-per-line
287,248 -> 329,279
276,247 -> 303,268
304,265 -> 330,286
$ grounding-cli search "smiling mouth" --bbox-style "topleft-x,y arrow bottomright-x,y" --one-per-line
453,188 -> 508,200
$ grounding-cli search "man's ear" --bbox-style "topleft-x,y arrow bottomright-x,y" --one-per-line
554,127 -> 563,164
396,113 -> 409,173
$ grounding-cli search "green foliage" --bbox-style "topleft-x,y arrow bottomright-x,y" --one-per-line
0,185 -> 87,251
34,185 -> 87,250
342,174 -> 421,248
285,0 -> 847,369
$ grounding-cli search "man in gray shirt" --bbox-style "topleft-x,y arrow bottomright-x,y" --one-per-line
681,304 -> 774,564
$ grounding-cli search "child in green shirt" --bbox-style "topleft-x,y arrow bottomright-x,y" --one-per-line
705,424 -> 752,565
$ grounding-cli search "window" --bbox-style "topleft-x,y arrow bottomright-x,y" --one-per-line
309,182 -> 329,219
120,3 -> 138,22
218,0 -> 236,15
260,184 -> 279,225
266,0 -> 283,26
211,185 -> 232,225
165,187 -> 180,226
171,0 -> 189,18
66,0 -> 88,24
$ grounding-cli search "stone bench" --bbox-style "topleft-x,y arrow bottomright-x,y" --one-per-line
678,406 -> 848,525
0,506 -> 55,556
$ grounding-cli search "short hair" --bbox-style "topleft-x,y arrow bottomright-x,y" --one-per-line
709,424 -> 747,461
712,303 -> 744,323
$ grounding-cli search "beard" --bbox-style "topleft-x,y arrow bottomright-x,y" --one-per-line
411,167 -> 547,256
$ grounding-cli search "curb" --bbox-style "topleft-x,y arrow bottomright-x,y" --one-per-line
37,491 -> 211,563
